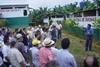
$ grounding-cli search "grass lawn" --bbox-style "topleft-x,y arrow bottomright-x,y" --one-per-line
56,31 -> 100,67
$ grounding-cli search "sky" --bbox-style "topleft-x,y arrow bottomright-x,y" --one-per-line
28,0 -> 93,9
0,0 -> 93,9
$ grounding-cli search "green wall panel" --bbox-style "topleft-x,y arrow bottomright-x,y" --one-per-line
6,17 -> 31,28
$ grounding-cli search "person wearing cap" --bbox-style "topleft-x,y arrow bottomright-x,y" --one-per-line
56,38 -> 77,67
15,34 -> 25,54
29,38 -> 41,67
15,34 -> 28,65
39,38 -> 55,67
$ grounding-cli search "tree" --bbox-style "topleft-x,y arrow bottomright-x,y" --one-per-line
32,1 -> 96,25
93,18 -> 100,29
83,0 -> 96,10
32,7 -> 48,24
94,0 -> 100,8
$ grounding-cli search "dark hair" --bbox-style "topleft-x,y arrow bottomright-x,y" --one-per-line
88,24 -> 91,28
4,32 -> 10,44
15,28 -> 18,32
35,30 -> 41,40
45,60 -> 59,67
84,56 -> 99,67
61,38 -> 70,49
10,41 -> 16,48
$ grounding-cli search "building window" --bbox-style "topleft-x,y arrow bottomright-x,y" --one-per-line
74,12 -> 82,17
15,7 -> 25,9
84,10 -> 96,17
23,10 -> 27,16
1,7 -> 12,9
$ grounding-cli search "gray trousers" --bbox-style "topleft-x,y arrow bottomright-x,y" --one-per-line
85,35 -> 93,51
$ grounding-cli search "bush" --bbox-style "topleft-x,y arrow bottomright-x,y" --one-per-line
0,19 -> 7,27
93,18 -> 100,29
64,19 -> 78,27
49,19 -> 53,26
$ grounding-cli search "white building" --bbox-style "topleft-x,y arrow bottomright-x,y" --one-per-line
67,9 -> 100,27
43,14 -> 64,25
0,0 -> 30,28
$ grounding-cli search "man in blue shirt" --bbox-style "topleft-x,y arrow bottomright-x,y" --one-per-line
56,38 -> 77,67
85,24 -> 94,51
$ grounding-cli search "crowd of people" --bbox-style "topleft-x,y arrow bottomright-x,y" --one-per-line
0,23 -> 99,67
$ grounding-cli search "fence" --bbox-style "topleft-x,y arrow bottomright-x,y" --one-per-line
63,24 -> 100,42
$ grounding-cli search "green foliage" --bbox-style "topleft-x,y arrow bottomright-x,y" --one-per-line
32,3 -> 80,24
64,2 -> 80,13
52,3 -> 80,15
83,1 -> 97,10
94,0 -> 100,8
32,7 -> 48,24
93,18 -> 100,29
64,19 -> 78,27
49,19 -> 53,26
32,1 -> 97,25
0,19 -> 7,27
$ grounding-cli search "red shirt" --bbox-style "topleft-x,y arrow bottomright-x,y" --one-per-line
39,47 -> 54,67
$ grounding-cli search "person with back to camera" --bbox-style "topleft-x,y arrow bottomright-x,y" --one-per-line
39,38 -> 55,67
45,60 -> 59,67
56,38 -> 77,67
29,38 -> 41,67
8,41 -> 26,67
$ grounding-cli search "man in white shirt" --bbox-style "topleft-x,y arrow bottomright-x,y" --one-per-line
56,23 -> 62,39
2,39 -> 10,67
8,41 -> 25,67
56,38 -> 77,67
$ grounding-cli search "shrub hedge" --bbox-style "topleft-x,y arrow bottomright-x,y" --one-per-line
0,19 -> 7,27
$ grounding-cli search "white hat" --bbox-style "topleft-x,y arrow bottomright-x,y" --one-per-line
42,38 -> 55,47
16,34 -> 22,39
